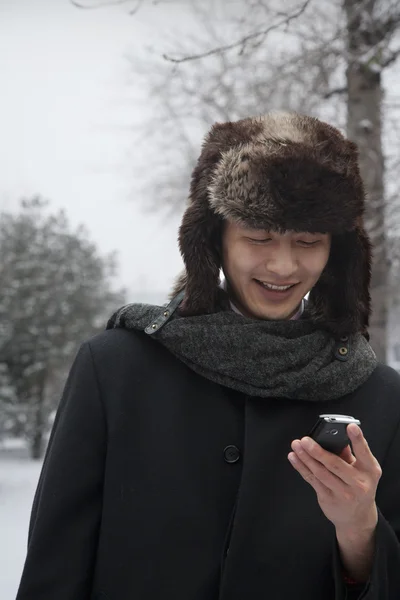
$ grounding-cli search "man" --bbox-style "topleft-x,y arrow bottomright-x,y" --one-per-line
16,112 -> 400,599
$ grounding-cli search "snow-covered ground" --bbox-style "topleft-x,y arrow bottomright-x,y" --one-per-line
0,453 -> 42,599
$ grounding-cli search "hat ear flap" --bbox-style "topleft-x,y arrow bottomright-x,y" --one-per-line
308,228 -> 372,337
175,201 -> 222,315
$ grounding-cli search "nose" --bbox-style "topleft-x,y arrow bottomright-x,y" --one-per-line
265,246 -> 298,280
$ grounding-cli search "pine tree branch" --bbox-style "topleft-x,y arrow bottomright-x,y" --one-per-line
162,0 -> 313,63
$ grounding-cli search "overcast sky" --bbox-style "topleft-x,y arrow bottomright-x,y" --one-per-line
0,0 -> 198,302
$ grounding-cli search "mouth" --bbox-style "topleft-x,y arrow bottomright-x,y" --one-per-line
254,279 -> 300,301
255,279 -> 299,292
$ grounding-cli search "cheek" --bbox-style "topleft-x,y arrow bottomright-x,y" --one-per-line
304,251 -> 330,280
225,246 -> 258,278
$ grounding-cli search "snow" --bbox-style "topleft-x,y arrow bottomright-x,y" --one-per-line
0,439 -> 27,451
0,456 -> 42,599
359,119 -> 373,131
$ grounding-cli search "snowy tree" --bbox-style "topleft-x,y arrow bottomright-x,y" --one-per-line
0,197 -> 126,458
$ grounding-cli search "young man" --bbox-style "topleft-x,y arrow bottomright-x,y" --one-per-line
16,113 -> 400,599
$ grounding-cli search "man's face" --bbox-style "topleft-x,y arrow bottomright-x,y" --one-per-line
222,221 -> 331,320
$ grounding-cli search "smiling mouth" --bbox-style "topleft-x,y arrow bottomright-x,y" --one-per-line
255,280 -> 299,292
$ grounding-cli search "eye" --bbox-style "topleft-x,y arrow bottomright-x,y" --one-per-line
247,237 -> 272,244
297,240 -> 320,247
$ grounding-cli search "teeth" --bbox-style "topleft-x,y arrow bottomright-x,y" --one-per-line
260,282 -> 294,291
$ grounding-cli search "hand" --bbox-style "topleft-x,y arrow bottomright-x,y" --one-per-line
288,424 -> 382,533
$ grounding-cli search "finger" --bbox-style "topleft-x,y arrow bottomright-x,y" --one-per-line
288,452 -> 332,498
291,440 -> 349,493
294,438 -> 355,486
339,444 -> 356,465
347,425 -> 381,474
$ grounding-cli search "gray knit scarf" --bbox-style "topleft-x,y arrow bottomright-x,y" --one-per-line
106,293 -> 377,402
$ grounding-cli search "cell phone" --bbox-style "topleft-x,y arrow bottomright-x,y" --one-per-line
308,414 -> 361,455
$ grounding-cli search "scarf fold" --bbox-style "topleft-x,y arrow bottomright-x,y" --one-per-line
107,296 -> 377,402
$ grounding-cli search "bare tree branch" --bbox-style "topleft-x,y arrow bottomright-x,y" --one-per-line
70,0 -> 142,13
382,46 -> 400,68
162,0 -> 313,63
323,85 -> 348,99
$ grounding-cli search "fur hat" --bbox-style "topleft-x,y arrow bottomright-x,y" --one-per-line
173,112 -> 372,338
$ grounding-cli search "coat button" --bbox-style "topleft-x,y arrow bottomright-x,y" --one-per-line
224,445 -> 240,464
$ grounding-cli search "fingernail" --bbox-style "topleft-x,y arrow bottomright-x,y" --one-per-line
350,424 -> 360,436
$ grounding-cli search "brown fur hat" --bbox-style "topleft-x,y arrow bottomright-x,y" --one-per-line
173,112 -> 372,338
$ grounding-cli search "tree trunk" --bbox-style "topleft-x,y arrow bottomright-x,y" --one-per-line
29,375 -> 47,460
31,429 -> 44,460
344,0 -> 387,362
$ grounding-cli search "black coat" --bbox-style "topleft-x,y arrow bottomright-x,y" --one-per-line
16,328 -> 400,600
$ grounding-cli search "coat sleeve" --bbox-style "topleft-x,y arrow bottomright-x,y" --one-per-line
16,341 -> 107,600
332,417 -> 400,600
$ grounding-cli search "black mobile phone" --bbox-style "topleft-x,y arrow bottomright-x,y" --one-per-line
308,414 -> 361,455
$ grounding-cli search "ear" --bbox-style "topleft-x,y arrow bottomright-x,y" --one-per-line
177,201 -> 222,315
308,228 -> 372,337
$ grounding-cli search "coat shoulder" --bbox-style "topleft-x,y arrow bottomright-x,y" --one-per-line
361,362 -> 400,424
87,327 -> 143,349
370,362 -> 400,391
85,327 -> 161,367
82,327 -> 184,388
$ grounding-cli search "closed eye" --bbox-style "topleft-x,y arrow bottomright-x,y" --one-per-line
247,237 -> 272,244
297,240 -> 320,247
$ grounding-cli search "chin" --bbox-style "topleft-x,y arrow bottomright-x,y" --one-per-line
259,312 -> 292,321
251,303 -> 300,321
